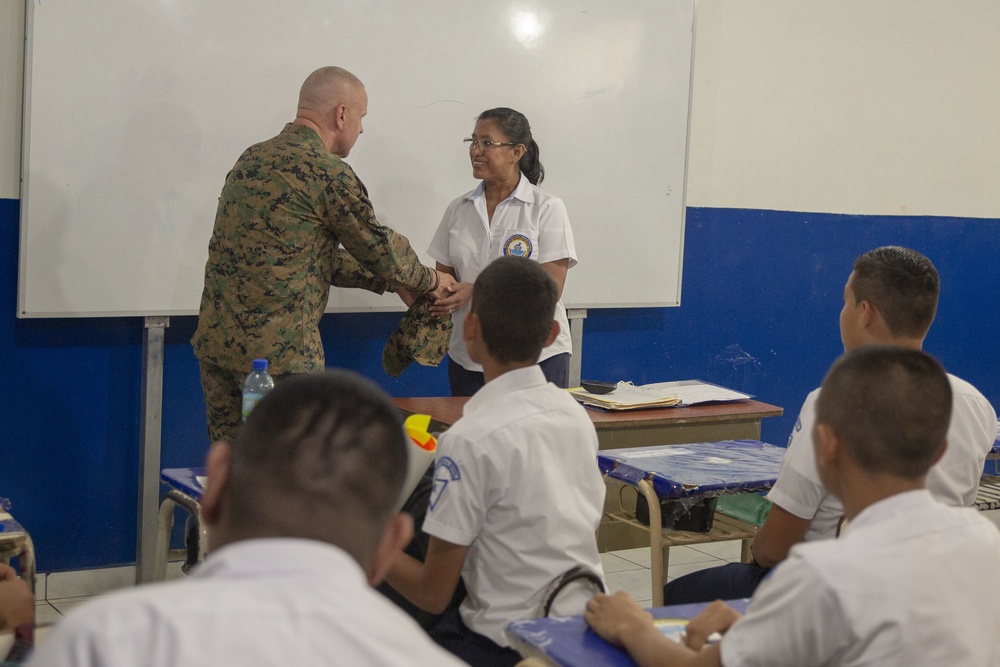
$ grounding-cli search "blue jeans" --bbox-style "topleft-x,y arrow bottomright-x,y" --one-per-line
662,562 -> 771,605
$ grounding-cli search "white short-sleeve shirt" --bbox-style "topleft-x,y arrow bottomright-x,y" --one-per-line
422,365 -> 605,645
427,175 -> 578,372
721,490 -> 1000,666
27,539 -> 467,667
766,373 -> 997,541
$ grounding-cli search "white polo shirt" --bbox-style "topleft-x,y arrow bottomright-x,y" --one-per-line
721,490 -> 1000,666
422,365 -> 605,645
427,175 -> 577,372
766,374 -> 997,541
27,539 -> 467,667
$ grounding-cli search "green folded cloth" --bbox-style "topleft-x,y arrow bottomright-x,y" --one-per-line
382,297 -> 452,377
716,493 -> 772,527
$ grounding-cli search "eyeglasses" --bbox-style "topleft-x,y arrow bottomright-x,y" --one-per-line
463,138 -> 518,151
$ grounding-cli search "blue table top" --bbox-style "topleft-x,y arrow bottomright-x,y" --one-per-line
160,467 -> 206,500
507,599 -> 750,667
598,440 -> 784,499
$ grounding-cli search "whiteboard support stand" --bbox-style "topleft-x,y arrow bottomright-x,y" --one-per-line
568,309 -> 587,388
136,316 -> 168,584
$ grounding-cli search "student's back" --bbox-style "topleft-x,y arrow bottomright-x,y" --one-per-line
926,374 -> 997,506
424,365 -> 605,640
29,540 -> 466,667
721,491 -> 1000,666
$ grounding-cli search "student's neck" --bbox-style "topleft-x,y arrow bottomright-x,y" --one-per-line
481,358 -> 536,385
839,474 -> 926,522
884,336 -> 924,351
865,332 -> 925,352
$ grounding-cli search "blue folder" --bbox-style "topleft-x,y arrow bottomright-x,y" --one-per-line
507,599 -> 750,667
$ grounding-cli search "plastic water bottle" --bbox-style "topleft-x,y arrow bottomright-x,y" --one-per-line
241,358 -> 274,421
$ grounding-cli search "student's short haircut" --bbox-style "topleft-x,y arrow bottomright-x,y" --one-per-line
227,371 -> 406,533
851,246 -> 939,338
472,256 -> 559,364
816,345 -> 952,479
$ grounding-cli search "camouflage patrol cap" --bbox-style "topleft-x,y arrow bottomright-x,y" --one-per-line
382,297 -> 452,377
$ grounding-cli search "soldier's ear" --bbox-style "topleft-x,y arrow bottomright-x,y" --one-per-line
331,103 -> 349,130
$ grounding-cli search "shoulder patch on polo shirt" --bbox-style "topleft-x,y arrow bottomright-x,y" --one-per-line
429,456 -> 462,510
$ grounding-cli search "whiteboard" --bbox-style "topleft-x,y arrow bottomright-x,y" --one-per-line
19,0 -> 693,318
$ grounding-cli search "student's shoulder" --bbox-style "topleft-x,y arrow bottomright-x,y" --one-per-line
799,387 -> 822,413
446,384 -> 590,440
946,372 -> 997,427
785,386 -> 821,449
947,373 -> 995,407
31,585 -> 185,662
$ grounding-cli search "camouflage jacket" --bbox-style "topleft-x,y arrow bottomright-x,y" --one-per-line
192,123 -> 434,374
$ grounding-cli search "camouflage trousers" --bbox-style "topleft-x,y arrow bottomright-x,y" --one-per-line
198,360 -> 291,444
198,360 -> 249,444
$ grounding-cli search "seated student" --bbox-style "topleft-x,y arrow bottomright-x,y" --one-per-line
27,372 -> 466,667
385,256 -> 606,667
663,246 -> 996,604
586,345 -> 1000,666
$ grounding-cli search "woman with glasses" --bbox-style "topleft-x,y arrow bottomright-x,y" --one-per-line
427,107 -> 577,396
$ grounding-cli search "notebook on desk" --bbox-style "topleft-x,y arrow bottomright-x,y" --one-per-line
506,599 -> 751,667
571,380 -> 752,412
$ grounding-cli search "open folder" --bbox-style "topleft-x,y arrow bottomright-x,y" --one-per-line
570,379 -> 752,411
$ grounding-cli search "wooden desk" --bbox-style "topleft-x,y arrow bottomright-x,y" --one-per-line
392,397 -> 783,449
600,441 -> 783,604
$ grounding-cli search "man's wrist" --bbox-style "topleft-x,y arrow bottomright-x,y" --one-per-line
424,269 -> 440,293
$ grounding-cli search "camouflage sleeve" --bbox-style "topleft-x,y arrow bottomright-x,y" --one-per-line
323,170 -> 435,293
331,248 -> 389,293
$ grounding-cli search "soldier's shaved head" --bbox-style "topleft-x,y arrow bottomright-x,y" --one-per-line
298,66 -> 365,114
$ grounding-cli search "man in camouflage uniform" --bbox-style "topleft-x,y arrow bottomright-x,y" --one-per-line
192,66 -> 453,443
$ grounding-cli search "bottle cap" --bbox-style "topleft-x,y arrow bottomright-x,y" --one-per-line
252,358 -> 268,372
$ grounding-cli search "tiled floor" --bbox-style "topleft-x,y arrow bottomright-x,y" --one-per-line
28,508 -> 1000,624
33,561 -> 186,627
602,541 -> 745,608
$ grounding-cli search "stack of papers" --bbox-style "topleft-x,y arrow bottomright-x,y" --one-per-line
570,379 -> 752,411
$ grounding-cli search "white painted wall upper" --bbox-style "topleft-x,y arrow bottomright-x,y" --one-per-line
686,0 -> 1000,217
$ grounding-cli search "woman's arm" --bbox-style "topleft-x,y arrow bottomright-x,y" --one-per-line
430,263 -> 473,317
541,258 -> 570,298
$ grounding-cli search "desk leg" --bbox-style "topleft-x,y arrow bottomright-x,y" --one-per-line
638,480 -> 665,607
740,538 -> 753,564
154,496 -> 177,582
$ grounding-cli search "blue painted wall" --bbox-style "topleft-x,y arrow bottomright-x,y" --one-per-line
2,198 -> 997,571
